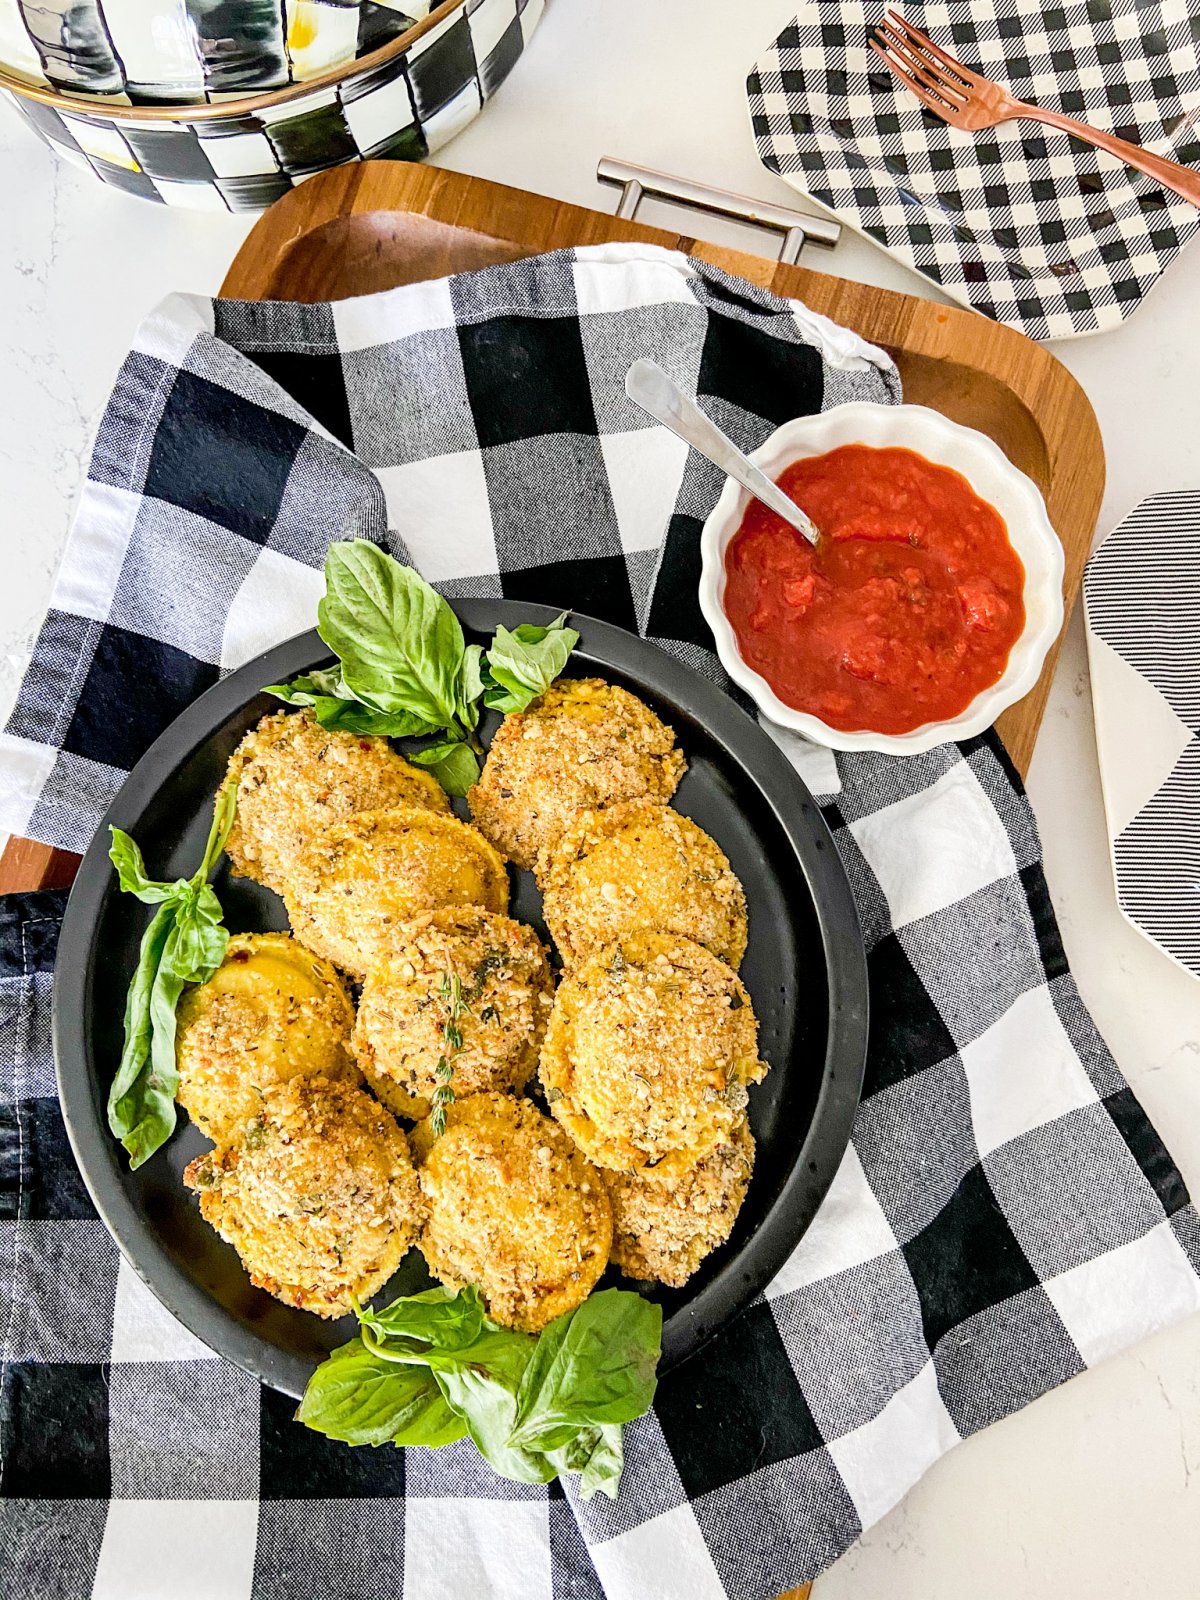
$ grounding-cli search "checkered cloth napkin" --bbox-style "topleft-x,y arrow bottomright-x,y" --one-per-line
2,244 -> 1198,1600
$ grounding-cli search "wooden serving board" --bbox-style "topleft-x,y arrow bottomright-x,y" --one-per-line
0,160 -> 1104,903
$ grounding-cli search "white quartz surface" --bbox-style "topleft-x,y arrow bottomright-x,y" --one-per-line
2,2 -> 1198,1594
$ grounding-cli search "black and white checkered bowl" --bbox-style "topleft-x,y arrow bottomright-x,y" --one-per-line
0,0 -> 542,210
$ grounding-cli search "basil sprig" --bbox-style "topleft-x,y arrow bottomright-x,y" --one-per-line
266,541 -> 579,797
480,616 -> 579,714
106,788 -> 236,1170
299,1285 -> 662,1500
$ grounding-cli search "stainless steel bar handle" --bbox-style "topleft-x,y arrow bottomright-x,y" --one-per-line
597,157 -> 841,263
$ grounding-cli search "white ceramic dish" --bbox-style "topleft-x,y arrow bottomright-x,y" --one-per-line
698,402 -> 1065,757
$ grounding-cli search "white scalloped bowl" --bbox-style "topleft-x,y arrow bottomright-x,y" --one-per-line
698,403 -> 1065,756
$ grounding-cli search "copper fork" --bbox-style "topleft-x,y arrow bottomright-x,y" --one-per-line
869,9 -> 1200,209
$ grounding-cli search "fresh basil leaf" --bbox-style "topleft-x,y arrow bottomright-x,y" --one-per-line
483,612 -> 578,713
436,1375 -> 556,1484
265,680 -> 317,708
308,1294 -> 640,1495
108,828 -> 175,904
542,1420 -> 624,1498
408,738 -> 480,798
167,888 -> 230,983
108,901 -> 177,1160
110,917 -> 188,1172
432,1328 -> 555,1484
356,1309 -> 529,1377
311,698 -> 430,738
197,781 -> 238,883
358,1285 -> 486,1351
130,921 -> 190,1169
318,541 -> 463,728
109,791 -> 236,1171
264,667 -> 352,707
457,643 -> 487,732
509,1289 -> 661,1450
268,666 -> 433,737
296,667 -> 352,700
299,1339 -> 467,1448
511,614 -> 570,645
294,667 -> 354,701
577,1423 -> 624,1501
402,1323 -> 532,1376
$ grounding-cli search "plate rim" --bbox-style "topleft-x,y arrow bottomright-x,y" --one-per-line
747,0 -> 1200,343
53,602 -> 869,1392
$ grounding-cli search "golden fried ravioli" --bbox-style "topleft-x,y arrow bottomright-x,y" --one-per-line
542,799 -> 748,968
410,1092 -> 611,1333
183,1077 -> 422,1318
175,932 -> 357,1145
221,708 -> 448,893
354,909 -> 554,1121
283,806 -> 509,979
605,1119 -> 754,1287
467,678 -> 686,871
539,929 -> 766,1181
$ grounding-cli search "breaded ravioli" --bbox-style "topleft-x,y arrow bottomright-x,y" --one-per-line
467,678 -> 686,871
221,708 -> 449,893
283,806 -> 509,979
539,929 -> 766,1181
542,799 -> 748,968
354,909 -> 554,1121
410,1092 -> 611,1332
605,1120 -> 754,1287
175,933 -> 357,1146
183,1077 -> 422,1318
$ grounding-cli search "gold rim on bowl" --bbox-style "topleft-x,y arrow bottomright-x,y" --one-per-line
0,0 -> 461,123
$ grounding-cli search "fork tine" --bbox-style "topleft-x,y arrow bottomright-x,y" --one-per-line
883,9 -> 977,86
873,18 -> 968,103
868,36 -> 962,118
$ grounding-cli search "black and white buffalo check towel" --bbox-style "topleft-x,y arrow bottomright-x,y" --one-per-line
2,244 -> 1199,1600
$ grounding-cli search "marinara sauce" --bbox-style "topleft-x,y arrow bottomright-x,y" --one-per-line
723,444 -> 1025,734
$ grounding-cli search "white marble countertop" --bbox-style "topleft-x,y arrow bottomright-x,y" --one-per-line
2,1 -> 1199,1593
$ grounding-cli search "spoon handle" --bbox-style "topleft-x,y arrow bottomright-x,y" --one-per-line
624,360 -> 820,547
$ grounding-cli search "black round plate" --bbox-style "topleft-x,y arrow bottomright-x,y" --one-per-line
54,602 -> 867,1394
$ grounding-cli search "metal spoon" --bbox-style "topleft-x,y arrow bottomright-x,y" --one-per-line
624,359 -> 819,546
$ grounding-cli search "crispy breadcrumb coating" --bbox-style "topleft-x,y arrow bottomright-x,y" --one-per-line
183,1077 -> 422,1318
221,708 -> 448,893
354,909 -> 554,1121
410,1092 -> 611,1332
539,930 -> 766,1181
542,799 -> 748,968
283,806 -> 509,979
467,679 -> 685,872
175,932 -> 357,1145
605,1119 -> 754,1287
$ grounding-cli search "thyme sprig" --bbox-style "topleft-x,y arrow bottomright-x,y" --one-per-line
430,971 -> 469,1136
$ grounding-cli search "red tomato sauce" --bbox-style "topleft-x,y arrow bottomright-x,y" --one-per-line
722,444 -> 1026,734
